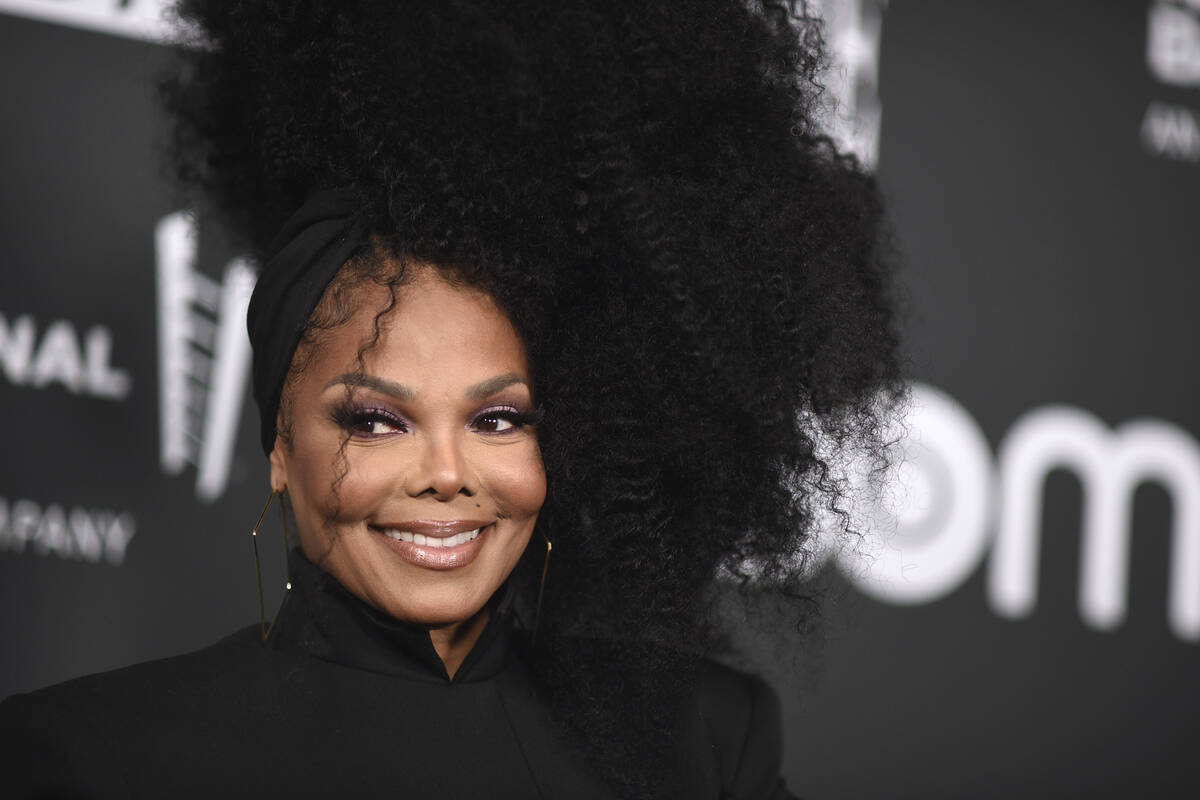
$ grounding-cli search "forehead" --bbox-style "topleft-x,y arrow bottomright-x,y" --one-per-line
310,269 -> 531,388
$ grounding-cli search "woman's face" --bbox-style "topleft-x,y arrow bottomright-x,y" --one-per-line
269,265 -> 546,628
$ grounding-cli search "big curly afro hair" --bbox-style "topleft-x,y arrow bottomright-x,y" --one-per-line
161,0 -> 903,795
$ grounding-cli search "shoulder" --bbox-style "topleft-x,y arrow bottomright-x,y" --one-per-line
0,625 -> 265,797
680,660 -> 799,800
2,624 -> 265,718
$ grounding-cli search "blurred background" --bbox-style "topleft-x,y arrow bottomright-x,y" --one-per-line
1,1 -> 1197,797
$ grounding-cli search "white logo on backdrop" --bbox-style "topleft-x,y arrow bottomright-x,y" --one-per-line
1141,101 -> 1200,161
1148,0 -> 1200,86
0,0 -> 172,42
816,0 -> 887,169
1143,0 -> 1200,162
155,212 -> 255,502
825,383 -> 1200,642
0,312 -> 130,399
0,495 -> 136,566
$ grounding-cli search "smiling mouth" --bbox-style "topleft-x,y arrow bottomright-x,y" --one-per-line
380,528 -> 482,548
370,521 -> 493,570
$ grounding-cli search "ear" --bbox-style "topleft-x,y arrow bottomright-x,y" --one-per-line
269,439 -> 289,493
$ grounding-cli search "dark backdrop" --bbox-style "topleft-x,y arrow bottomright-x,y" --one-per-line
2,2 -> 1197,798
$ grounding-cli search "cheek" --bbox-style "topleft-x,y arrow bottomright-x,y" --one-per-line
486,446 -> 547,519
288,442 -> 388,532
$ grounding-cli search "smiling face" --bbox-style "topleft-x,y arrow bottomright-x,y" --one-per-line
269,264 -> 546,631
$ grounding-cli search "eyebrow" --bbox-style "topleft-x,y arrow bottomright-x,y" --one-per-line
325,371 -> 528,401
466,372 -> 530,400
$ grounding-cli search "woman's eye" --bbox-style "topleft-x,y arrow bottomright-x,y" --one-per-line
353,414 -> 403,436
332,406 -> 407,437
474,410 -> 522,433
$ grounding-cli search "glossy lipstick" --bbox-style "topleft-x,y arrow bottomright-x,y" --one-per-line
371,519 -> 492,570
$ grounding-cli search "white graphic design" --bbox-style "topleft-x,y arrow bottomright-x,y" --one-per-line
1141,101 -> 1200,162
156,212 -> 255,502
1143,1 -> 1200,162
0,0 -> 173,42
835,384 -> 995,605
0,311 -> 130,399
827,382 -> 1200,642
815,0 -> 887,168
0,495 -> 136,565
991,407 -> 1200,638
1147,0 -> 1200,87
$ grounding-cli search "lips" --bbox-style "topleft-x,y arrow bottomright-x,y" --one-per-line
370,520 -> 493,570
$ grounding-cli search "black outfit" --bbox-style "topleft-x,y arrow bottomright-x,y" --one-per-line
0,555 -> 797,799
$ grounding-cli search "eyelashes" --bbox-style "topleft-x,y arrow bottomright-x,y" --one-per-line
329,404 -> 407,437
472,405 -> 545,433
329,402 -> 544,438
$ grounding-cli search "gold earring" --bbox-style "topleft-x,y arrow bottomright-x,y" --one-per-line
251,488 -> 294,642
532,532 -> 553,645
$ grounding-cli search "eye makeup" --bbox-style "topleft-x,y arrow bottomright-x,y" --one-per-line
471,404 -> 545,434
328,399 -> 545,438
329,402 -> 408,437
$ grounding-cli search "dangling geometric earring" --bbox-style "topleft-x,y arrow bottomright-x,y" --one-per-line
251,488 -> 294,642
531,531 -> 553,646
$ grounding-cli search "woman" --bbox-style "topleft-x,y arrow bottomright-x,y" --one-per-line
0,1 -> 901,797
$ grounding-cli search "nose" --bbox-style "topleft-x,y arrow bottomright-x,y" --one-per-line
404,430 -> 474,500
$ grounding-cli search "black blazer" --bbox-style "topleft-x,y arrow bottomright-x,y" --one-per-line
0,556 -> 798,799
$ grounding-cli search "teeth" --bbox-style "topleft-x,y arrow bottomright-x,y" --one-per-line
384,527 -> 482,547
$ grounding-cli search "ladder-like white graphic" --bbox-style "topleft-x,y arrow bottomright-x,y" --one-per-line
0,0 -> 173,43
155,212 -> 255,502
816,0 -> 887,169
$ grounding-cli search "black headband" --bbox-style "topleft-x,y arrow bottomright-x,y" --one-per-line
247,188 -> 366,455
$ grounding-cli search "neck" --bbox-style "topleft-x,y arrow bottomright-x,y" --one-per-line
429,608 -> 491,679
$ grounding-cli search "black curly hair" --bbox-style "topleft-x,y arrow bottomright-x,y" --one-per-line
160,1 -> 903,795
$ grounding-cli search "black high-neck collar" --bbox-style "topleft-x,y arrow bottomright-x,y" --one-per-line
267,550 -> 514,684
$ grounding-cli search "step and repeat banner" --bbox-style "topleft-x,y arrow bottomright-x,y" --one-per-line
1,2 -> 1197,797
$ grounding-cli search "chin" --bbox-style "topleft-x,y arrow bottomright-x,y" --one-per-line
375,584 -> 492,628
